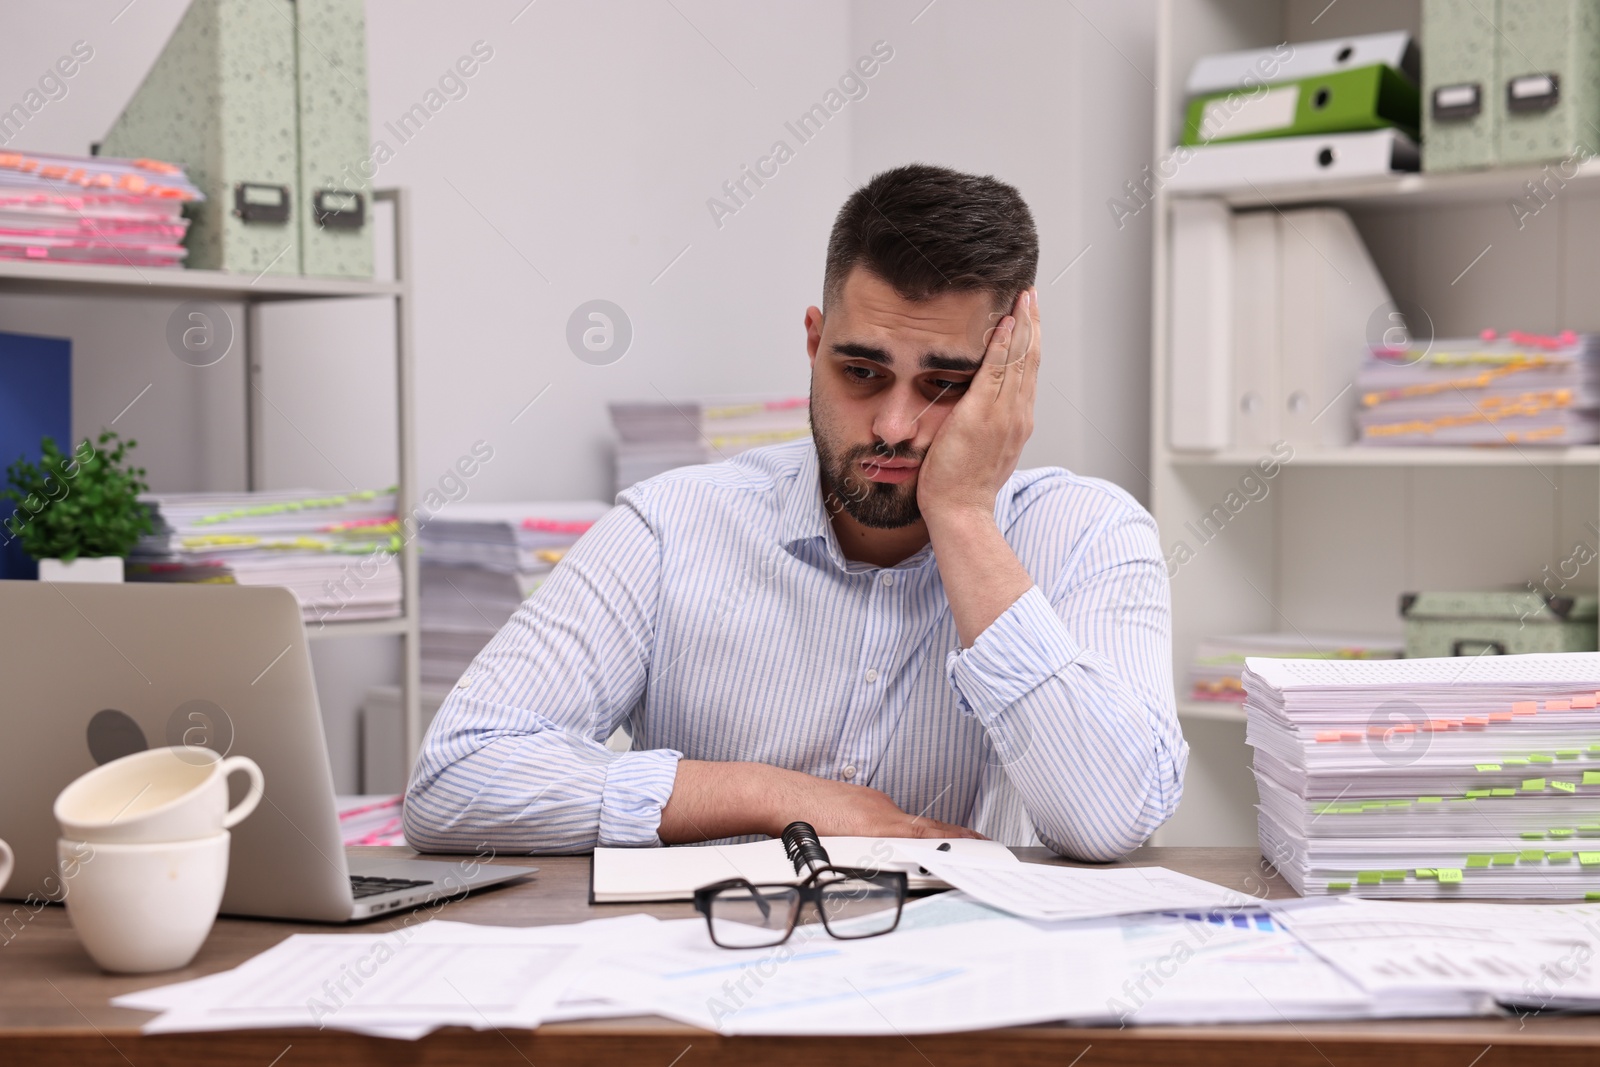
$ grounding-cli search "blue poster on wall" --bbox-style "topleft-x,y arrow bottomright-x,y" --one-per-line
0,331 -> 72,581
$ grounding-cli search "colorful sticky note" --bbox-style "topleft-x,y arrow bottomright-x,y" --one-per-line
1559,750 -> 1581,759
1415,869 -> 1437,879
1585,771 -> 1600,785
1547,700 -> 1573,711
1491,788 -> 1515,797
1466,855 -> 1492,868
1437,868 -> 1463,883
1381,870 -> 1406,882
1489,712 -> 1514,723
1551,828 -> 1577,838
1532,754 -> 1556,763
1475,763 -> 1502,772
1520,850 -> 1545,863
1573,695 -> 1597,709
1523,779 -> 1548,791
1580,852 -> 1600,866
1492,853 -> 1518,866
1549,851 -> 1574,862
1315,731 -> 1341,742
1553,780 -> 1578,793
1419,796 -> 1444,804
1588,892 -> 1600,902
1327,882 -> 1351,891
1504,758 -> 1530,766
1466,789 -> 1491,798
1512,701 -> 1538,715
1522,831 -> 1547,840
1357,871 -> 1382,885
1465,717 -> 1489,726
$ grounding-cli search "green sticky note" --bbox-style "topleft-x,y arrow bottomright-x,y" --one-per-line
1523,831 -> 1547,840
1357,871 -> 1382,884
1415,869 -> 1437,878
1580,852 -> 1600,866
1361,801 -> 1385,809
1551,828 -> 1576,838
1559,750 -> 1581,759
1388,799 -> 1411,808
1549,851 -> 1574,862
1589,745 -> 1600,754
1466,789 -> 1491,798
1437,868 -> 1463,883
1580,825 -> 1600,834
1532,754 -> 1556,764
1523,779 -> 1548,791
1585,771 -> 1600,785
1467,855 -> 1492,868
1493,853 -> 1518,866
1505,758 -> 1531,766
1327,882 -> 1351,891
1491,788 -> 1515,797
1588,892 -> 1600,902
1419,796 -> 1444,804
1476,763 -> 1502,772
1382,870 -> 1406,882
1520,850 -> 1545,863
1554,780 -> 1578,793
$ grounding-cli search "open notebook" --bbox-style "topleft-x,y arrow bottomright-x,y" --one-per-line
590,836 -> 1017,904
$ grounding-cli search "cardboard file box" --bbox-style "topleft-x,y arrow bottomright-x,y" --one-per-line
98,0 -> 372,278
1421,0 -> 1501,171
1496,0 -> 1600,166
1401,591 -> 1599,658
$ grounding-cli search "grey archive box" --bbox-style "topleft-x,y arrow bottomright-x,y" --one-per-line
98,0 -> 372,278
1400,591 -> 1599,659
1496,0 -> 1600,166
1421,0 -> 1500,171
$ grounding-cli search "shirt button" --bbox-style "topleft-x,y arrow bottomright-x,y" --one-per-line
864,668 -> 879,683
842,765 -> 857,780
880,573 -> 894,587
456,674 -> 473,689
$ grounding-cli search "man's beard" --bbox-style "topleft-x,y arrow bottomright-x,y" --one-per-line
813,424 -> 925,530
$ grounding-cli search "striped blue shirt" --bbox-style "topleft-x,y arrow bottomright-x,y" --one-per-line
404,437 -> 1186,860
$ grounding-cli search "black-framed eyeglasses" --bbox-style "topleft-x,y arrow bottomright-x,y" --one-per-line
692,865 -> 908,949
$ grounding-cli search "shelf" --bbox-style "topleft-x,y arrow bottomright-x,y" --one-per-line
1166,446 -> 1600,467
0,258 -> 403,301
304,615 -> 412,640
1177,700 -> 1246,724
1167,157 -> 1600,211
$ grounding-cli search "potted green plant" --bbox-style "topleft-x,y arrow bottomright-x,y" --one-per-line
2,430 -> 154,582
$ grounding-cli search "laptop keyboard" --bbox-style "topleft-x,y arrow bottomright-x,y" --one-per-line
350,874 -> 435,899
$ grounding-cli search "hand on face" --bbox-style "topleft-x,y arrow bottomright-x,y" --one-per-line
914,287 -> 1041,521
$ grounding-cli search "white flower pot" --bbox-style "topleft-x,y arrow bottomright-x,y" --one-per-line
38,557 -> 125,583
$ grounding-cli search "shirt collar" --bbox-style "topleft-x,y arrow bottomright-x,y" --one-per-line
780,437 -> 938,572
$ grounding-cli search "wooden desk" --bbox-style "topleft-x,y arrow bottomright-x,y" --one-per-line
5,845 -> 1600,1065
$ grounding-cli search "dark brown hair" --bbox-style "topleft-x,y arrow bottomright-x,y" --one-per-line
822,163 -> 1038,313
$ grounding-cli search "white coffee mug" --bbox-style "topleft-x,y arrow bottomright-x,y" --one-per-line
0,838 -> 12,896
58,832 -> 229,973
54,745 -> 263,844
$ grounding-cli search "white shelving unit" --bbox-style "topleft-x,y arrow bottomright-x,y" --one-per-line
1150,1 -> 1600,845
0,188 -> 423,763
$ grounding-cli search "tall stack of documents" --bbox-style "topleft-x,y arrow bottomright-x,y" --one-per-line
1169,30 -> 1421,190
1246,652 -> 1600,898
0,150 -> 200,266
1357,330 -> 1600,446
128,488 -> 400,622
1187,633 -> 1403,704
419,501 -> 608,688
609,395 -> 810,493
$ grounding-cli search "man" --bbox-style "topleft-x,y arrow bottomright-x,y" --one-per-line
405,164 -> 1186,860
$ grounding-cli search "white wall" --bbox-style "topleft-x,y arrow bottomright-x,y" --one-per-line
0,0 -> 1159,789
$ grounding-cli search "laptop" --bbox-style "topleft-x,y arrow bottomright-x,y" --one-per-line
0,580 -> 535,921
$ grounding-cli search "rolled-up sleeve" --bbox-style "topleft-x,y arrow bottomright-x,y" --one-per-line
944,500 -> 1187,862
404,488 -> 683,854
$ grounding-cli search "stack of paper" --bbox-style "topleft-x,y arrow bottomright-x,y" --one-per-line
128,488 -> 400,623
609,395 -> 809,493
1356,330 -> 1600,446
418,501 -> 608,688
0,150 -> 201,266
1187,632 -> 1403,704
1245,652 -> 1600,898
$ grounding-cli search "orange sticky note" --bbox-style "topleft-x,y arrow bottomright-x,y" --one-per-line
1465,717 -> 1489,727
1489,712 -> 1513,722
1340,731 -> 1361,741
1315,731 -> 1341,742
1573,695 -> 1597,709
1547,700 -> 1572,711
1427,720 -> 1452,731
1512,701 -> 1538,715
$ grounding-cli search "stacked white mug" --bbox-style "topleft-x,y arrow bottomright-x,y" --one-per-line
53,746 -> 263,973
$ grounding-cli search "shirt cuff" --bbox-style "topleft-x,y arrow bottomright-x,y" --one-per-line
596,747 -> 685,847
944,585 -> 1082,724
